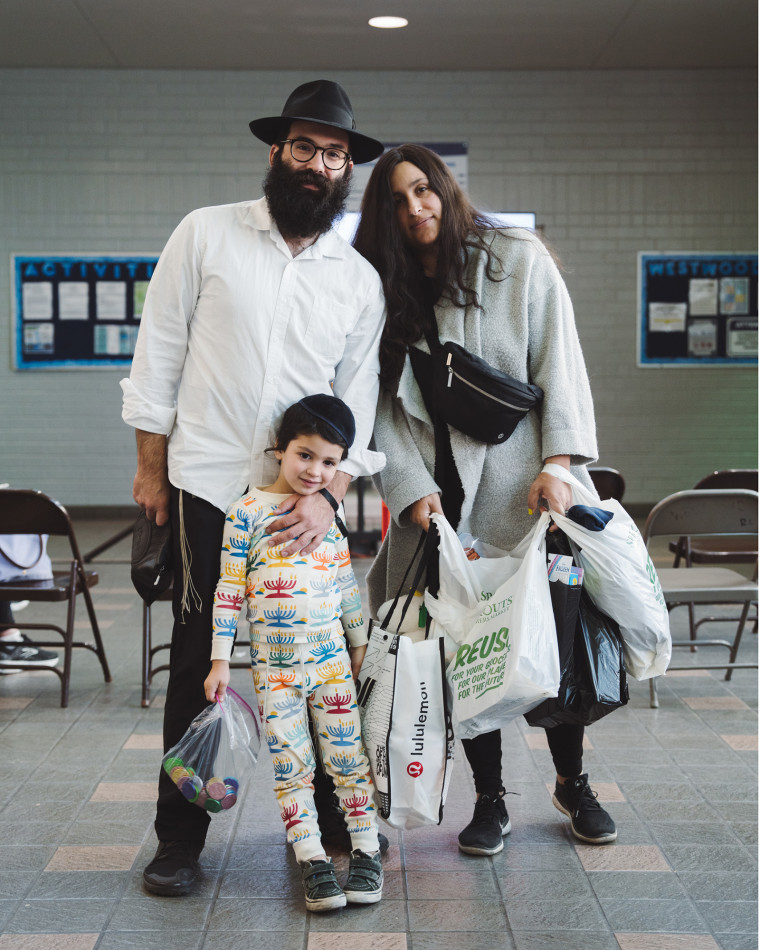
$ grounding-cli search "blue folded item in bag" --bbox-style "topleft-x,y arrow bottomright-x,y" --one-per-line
567,505 -> 614,532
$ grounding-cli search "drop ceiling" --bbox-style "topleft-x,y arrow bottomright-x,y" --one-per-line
1,0 -> 756,71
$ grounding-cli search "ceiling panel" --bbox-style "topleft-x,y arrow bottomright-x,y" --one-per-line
0,0 -> 755,70
0,0 -> 118,67
593,0 -> 759,69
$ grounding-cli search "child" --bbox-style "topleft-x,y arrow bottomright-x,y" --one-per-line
204,394 -> 382,913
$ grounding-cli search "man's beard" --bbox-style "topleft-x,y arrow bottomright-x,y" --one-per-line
264,151 -> 351,239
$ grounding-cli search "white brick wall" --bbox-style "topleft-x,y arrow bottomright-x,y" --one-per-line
0,68 -> 756,507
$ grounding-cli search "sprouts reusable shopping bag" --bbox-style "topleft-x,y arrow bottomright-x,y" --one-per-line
426,512 -> 560,739
541,463 -> 671,680
162,687 -> 261,815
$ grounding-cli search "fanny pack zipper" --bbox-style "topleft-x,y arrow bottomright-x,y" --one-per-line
446,355 -> 528,411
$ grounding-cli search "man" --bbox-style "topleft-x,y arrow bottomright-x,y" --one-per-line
121,80 -> 386,896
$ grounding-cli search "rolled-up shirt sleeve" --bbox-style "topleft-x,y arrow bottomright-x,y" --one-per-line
120,212 -> 203,435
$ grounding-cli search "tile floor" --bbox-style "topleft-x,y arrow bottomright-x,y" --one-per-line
0,518 -> 756,950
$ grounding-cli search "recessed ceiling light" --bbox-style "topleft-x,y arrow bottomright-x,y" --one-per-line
369,16 -> 408,29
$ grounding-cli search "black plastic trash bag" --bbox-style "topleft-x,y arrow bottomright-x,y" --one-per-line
526,587 -> 629,729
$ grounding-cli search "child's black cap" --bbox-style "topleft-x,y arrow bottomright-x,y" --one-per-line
297,394 -> 356,449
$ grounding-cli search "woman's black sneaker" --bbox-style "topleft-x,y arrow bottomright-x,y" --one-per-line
552,773 -> 617,844
142,840 -> 202,896
458,790 -> 511,855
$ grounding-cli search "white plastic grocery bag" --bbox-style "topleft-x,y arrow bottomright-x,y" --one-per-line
542,462 -> 671,680
426,512 -> 560,739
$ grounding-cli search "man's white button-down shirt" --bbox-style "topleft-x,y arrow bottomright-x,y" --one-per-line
121,198 -> 386,512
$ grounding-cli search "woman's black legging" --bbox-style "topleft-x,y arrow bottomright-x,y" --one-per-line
461,724 -> 585,796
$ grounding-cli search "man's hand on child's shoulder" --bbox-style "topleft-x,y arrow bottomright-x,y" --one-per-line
266,491 -> 335,556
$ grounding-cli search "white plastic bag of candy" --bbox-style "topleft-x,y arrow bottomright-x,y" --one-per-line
162,687 -> 261,815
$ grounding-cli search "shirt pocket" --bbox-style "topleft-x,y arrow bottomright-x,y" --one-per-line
301,301 -> 354,364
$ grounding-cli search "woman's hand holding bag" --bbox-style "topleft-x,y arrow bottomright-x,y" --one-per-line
542,462 -> 671,680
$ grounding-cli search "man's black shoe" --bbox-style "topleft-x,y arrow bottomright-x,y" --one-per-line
317,794 -> 389,855
142,840 -> 202,896
552,773 -> 617,844
458,790 -> 511,856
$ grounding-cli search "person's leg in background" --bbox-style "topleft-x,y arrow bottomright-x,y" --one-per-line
547,723 -> 617,844
457,729 -> 511,855
143,487 -> 226,896
0,601 -> 59,670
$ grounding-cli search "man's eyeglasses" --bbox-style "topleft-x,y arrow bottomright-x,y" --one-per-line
280,138 -> 351,170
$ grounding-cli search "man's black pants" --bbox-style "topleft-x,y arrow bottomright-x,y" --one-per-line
154,487 -> 226,846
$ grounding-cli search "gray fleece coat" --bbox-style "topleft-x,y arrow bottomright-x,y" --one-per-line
367,229 -> 598,615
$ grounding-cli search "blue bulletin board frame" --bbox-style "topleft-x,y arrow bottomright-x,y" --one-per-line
637,252 -> 758,367
12,253 -> 158,370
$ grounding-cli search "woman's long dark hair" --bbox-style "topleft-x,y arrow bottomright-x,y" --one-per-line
353,144 -> 504,386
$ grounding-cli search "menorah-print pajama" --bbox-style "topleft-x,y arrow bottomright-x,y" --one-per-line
211,487 -> 380,863
251,639 -> 378,860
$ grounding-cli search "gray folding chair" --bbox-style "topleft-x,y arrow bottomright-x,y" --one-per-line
670,470 -> 758,568
669,469 -> 758,641
643,488 -> 758,707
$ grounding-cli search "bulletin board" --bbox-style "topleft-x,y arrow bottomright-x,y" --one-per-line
637,252 -> 758,367
11,254 -> 158,370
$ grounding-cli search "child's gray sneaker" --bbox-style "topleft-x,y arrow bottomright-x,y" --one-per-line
344,849 -> 383,904
300,857 -> 346,912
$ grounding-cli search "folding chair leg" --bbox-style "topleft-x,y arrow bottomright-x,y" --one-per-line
725,601 -> 753,681
649,677 -> 659,708
80,575 -> 112,683
61,562 -> 78,708
142,601 -> 151,708
687,602 -> 697,652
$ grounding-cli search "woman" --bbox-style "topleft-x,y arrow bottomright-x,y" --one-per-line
353,145 -> 616,855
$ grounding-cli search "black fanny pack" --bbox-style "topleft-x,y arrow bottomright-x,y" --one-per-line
410,321 -> 543,445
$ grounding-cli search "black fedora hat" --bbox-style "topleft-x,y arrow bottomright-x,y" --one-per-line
249,80 -> 384,165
